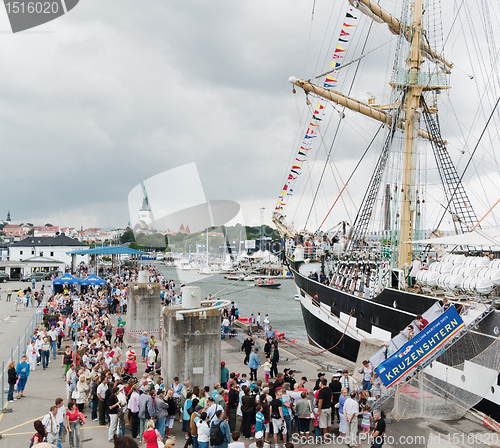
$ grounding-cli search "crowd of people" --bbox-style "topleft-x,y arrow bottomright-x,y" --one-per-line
5,261 -> 387,448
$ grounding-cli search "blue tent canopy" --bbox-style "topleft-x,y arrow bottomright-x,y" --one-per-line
81,274 -> 106,286
53,273 -> 81,285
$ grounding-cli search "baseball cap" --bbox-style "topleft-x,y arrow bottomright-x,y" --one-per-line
221,361 -> 225,366
289,370 -> 295,374
301,376 -> 308,381
318,372 -> 325,378
333,374 -> 341,378
255,431 -> 264,439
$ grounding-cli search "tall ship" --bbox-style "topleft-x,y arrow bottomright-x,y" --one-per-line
273,0 -> 500,420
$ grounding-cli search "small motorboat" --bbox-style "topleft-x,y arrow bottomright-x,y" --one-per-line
255,279 -> 281,289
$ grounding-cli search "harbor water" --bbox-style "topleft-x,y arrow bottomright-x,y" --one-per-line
157,264 -> 308,342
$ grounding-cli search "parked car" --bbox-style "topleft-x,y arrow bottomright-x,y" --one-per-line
21,272 -> 46,282
0,272 -> 9,282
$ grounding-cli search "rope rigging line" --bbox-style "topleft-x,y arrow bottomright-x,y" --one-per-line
434,94 -> 500,232
314,38 -> 395,79
317,124 -> 384,231
280,305 -> 354,356
214,284 -> 256,298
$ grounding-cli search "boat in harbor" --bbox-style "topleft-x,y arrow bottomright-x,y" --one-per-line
273,0 -> 500,420
225,274 -> 255,281
255,279 -> 281,289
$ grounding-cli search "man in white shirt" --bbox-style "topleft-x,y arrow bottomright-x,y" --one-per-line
66,364 -> 77,399
42,405 -> 59,445
409,257 -> 422,286
55,397 -> 66,448
47,325 -> 58,360
343,392 -> 360,448
249,431 -> 270,448
206,397 -> 224,421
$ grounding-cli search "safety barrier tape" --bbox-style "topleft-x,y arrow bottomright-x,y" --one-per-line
126,329 -> 161,335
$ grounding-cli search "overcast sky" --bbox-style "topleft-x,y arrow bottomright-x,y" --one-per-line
2,0 -> 500,233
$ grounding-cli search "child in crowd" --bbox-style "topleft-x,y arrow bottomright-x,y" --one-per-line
360,404 -> 373,439
313,407 -> 320,441
262,358 -> 271,383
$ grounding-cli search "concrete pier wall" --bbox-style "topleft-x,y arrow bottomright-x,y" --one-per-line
162,306 -> 221,387
126,282 -> 161,344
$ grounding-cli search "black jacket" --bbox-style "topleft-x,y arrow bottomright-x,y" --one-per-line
241,338 -> 254,354
8,368 -> 16,385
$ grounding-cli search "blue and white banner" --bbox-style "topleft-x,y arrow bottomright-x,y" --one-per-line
376,307 -> 465,388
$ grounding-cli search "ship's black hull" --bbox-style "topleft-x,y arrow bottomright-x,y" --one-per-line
299,298 -> 360,362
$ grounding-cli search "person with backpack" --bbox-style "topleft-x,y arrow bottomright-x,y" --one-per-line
210,409 -> 231,448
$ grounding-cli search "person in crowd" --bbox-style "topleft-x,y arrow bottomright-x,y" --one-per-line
295,391 -> 312,437
248,348 -> 260,382
139,386 -> 157,438
30,420 -> 47,446
16,355 -> 30,399
340,370 -> 357,395
241,334 -> 255,365
7,361 -> 16,402
227,381 -> 240,432
240,386 -> 256,439
370,410 -> 386,448
55,397 -> 66,448
270,389 -> 287,448
165,388 -> 177,439
155,388 -> 169,440
358,360 -> 373,393
415,314 -> 429,331
196,411 -> 210,448
229,431 -> 245,448
66,400 -> 83,448
316,378 -> 332,440
142,419 -> 163,448
108,386 -> 121,441
344,391 -> 360,448
338,388 -> 348,438
221,362 -> 230,389
41,405 -> 59,445
210,410 -> 231,448
269,344 -> 279,379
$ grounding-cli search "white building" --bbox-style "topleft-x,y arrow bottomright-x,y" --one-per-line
9,235 -> 89,266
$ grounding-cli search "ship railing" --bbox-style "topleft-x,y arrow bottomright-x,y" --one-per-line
285,244 -> 327,262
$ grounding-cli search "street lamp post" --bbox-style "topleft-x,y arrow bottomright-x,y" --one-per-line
260,208 -> 265,252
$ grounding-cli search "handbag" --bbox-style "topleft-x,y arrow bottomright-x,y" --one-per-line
156,429 -> 165,448
61,426 -> 67,443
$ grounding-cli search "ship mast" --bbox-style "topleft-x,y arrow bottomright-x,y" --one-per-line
398,0 -> 423,267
